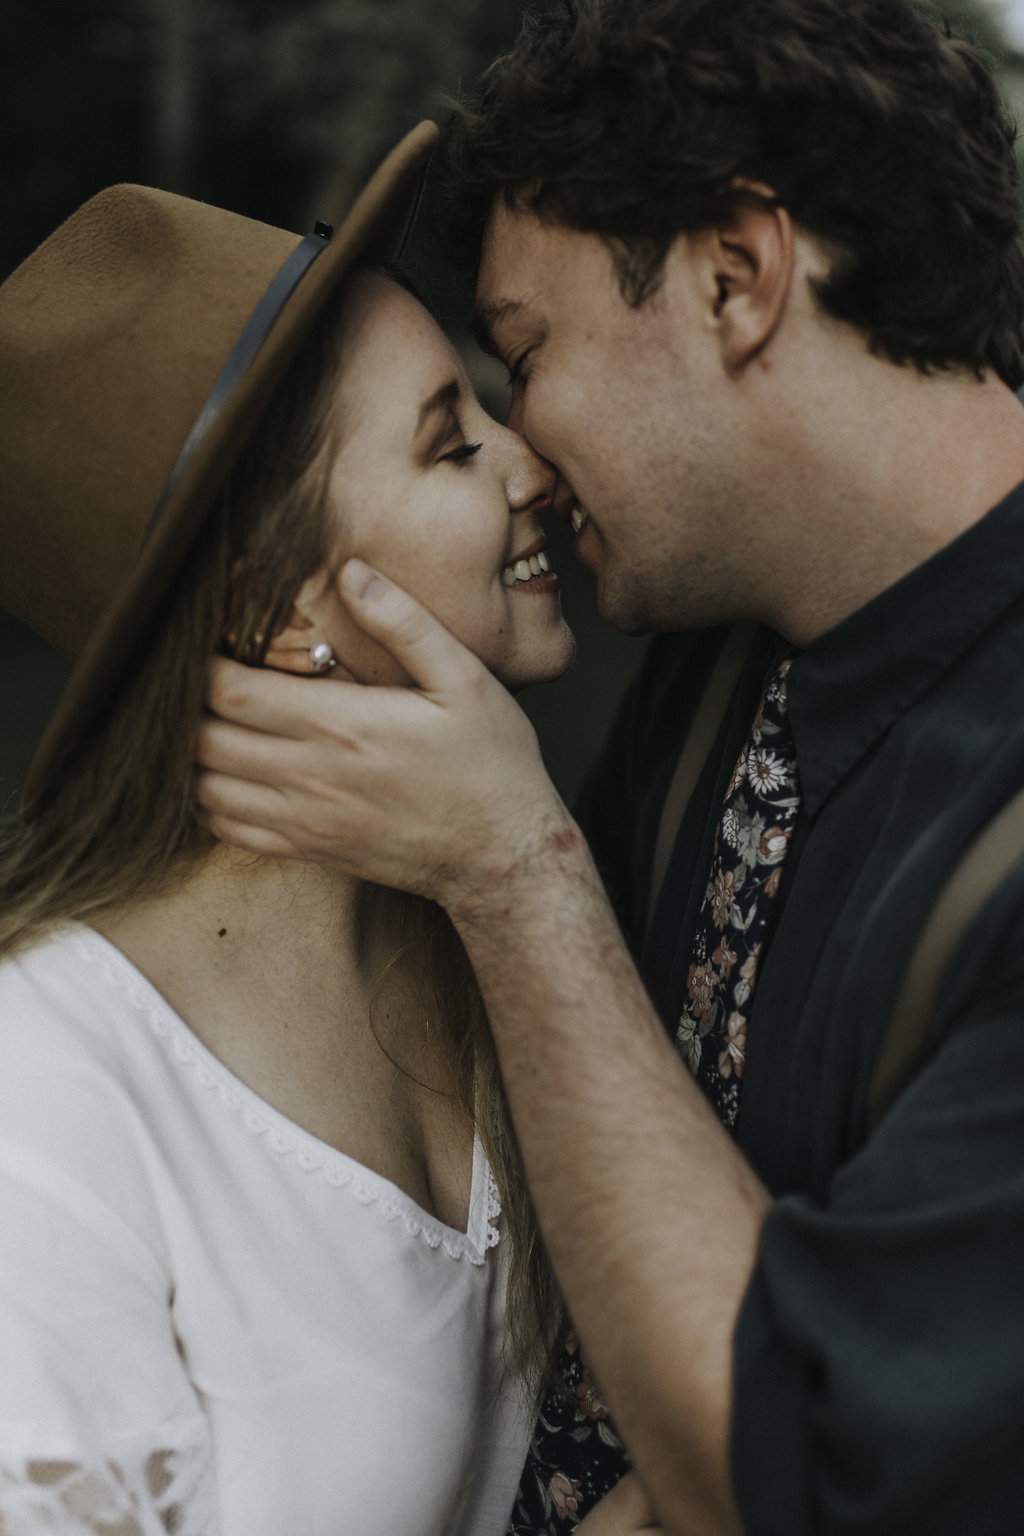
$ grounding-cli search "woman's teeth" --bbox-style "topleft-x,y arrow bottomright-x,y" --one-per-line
571,505 -> 589,534
501,549 -> 551,587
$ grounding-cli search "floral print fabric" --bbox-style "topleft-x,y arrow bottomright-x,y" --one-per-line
676,656 -> 800,1129
507,1334 -> 631,1534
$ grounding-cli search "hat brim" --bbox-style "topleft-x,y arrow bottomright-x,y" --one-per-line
24,121 -> 438,810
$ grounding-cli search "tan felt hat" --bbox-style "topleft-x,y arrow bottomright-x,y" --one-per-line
0,120 -> 438,809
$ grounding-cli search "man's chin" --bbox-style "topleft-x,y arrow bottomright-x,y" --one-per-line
594,577 -> 657,638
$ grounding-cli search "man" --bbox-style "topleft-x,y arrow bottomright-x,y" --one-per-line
196,1 -> 1024,1529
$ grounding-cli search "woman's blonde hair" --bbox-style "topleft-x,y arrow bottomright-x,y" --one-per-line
0,273 -> 559,1380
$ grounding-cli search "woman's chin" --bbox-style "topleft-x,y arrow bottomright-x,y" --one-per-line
498,629 -> 577,694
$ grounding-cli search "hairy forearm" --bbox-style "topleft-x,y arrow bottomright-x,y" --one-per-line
452,823 -> 769,1536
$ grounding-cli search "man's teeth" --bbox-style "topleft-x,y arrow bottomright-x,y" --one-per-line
571,505 -> 589,534
501,549 -> 551,587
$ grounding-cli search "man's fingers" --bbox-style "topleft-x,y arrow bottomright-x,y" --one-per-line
197,715 -> 315,783
197,764 -> 366,863
195,767 -> 292,828
339,560 -> 485,695
206,656 -> 354,738
202,809 -> 303,860
195,565 -> 552,894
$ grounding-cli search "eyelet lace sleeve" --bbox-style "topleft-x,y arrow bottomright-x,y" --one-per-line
0,990 -> 219,1536
0,1426 -> 216,1535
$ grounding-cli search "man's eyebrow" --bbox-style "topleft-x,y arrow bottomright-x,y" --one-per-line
471,300 -> 525,358
415,378 -> 461,435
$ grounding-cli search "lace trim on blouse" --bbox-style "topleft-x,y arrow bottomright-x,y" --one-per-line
0,1427 -> 215,1535
71,928 -> 501,1264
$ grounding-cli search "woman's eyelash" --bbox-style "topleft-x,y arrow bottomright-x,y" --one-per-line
440,441 -> 482,465
506,354 -> 527,387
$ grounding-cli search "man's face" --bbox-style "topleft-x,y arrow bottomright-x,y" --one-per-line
475,201 -> 754,635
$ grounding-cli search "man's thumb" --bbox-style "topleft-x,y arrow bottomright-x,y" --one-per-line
338,559 -> 481,693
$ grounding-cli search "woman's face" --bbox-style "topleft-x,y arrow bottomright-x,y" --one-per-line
303,274 -> 575,691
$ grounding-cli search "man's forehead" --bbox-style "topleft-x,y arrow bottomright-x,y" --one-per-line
475,203 -> 564,339
474,201 -> 647,354
478,198 -> 562,288
477,200 -> 625,309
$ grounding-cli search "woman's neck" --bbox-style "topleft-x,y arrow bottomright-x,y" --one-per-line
98,843 -> 373,1022
93,844 -> 473,1207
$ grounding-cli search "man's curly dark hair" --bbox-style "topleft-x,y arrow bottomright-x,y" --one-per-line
433,0 -> 1024,389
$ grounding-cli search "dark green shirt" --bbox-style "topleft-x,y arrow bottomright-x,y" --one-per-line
574,480 -> 1024,1533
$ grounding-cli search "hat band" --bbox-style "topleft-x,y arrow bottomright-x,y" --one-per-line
143,222 -> 335,540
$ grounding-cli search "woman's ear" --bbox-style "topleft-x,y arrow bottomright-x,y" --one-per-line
228,565 -> 340,676
694,185 -> 795,371
261,606 -> 318,675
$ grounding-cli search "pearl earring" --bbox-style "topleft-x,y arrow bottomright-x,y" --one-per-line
309,642 -> 337,674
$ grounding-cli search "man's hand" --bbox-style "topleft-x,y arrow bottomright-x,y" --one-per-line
196,559 -> 576,911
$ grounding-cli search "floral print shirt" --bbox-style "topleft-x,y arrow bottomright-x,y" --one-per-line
507,1335 -> 630,1534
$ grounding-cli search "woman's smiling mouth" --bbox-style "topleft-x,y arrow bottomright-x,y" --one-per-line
501,539 -> 556,588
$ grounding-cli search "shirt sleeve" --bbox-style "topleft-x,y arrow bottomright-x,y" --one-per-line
0,996 -> 217,1535
731,877 -> 1024,1534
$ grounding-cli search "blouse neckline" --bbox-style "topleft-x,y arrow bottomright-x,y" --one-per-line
67,924 -> 501,1265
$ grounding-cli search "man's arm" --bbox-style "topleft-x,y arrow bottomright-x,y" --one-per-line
453,829 -> 768,1536
197,562 -> 769,1536
575,1473 -> 664,1533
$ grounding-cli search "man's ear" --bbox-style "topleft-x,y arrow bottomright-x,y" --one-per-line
698,186 -> 795,371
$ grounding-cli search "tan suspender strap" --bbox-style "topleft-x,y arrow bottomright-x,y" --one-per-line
868,780 -> 1024,1130
647,623 -> 758,931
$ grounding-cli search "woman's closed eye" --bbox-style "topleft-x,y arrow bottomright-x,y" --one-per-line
439,440 -> 482,466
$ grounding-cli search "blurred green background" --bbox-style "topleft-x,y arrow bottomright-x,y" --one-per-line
3,0 -> 1024,812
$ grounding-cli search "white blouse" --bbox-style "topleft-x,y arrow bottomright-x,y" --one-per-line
0,926 -> 534,1535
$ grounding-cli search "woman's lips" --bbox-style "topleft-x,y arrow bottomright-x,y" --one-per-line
501,546 -> 553,587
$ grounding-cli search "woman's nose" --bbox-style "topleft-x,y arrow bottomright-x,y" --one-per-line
497,424 -> 555,514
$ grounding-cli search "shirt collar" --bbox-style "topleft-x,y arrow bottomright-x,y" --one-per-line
786,478 -> 1024,817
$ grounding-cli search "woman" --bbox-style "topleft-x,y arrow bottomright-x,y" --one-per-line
0,125 -> 582,1534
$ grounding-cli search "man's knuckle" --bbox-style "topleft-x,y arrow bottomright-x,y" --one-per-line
291,762 -> 331,803
215,676 -> 252,716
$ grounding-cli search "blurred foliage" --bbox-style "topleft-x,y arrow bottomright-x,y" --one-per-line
4,0 -> 1022,284
942,0 -> 1015,47
1,0 -> 555,278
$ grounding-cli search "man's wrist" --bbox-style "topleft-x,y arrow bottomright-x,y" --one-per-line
445,803 -> 596,934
